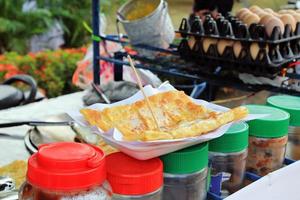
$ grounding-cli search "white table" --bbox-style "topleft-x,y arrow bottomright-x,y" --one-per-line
0,92 -> 85,166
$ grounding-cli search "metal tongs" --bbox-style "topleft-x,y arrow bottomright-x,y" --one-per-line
0,121 -> 74,128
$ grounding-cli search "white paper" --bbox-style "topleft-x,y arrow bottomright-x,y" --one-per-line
70,83 -> 265,160
225,161 -> 300,200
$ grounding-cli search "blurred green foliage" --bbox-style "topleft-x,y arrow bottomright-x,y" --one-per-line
0,0 -> 126,54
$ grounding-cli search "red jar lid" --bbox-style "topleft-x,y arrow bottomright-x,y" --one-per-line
27,142 -> 106,191
106,152 -> 163,195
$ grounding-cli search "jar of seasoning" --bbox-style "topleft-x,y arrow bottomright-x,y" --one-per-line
209,122 -> 249,197
106,152 -> 163,200
267,95 -> 300,160
160,143 -> 209,200
246,105 -> 290,176
19,142 -> 112,200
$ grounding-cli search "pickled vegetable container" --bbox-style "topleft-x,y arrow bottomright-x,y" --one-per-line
209,122 -> 249,197
246,105 -> 290,176
267,95 -> 300,160
160,143 -> 209,200
19,142 -> 112,200
106,152 -> 163,200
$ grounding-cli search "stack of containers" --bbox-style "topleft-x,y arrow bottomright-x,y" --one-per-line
267,95 -> 300,160
245,105 -> 290,176
209,122 -> 249,197
160,143 -> 209,200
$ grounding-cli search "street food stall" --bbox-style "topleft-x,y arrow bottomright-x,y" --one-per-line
1,0 -> 300,200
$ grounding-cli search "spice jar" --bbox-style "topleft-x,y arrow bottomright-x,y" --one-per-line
19,142 -> 112,200
267,95 -> 300,160
209,122 -> 249,197
106,152 -> 163,200
246,105 -> 290,176
160,143 -> 209,200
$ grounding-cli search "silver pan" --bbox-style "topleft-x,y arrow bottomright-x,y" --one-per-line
24,114 -> 100,154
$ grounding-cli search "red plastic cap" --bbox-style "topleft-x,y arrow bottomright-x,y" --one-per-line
106,152 -> 163,195
27,142 -> 106,191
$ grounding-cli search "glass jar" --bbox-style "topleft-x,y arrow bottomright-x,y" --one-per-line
245,105 -> 290,176
19,142 -> 112,200
160,143 -> 209,200
288,126 -> 300,160
209,122 -> 249,197
106,152 -> 163,200
267,95 -> 300,160
247,135 -> 288,176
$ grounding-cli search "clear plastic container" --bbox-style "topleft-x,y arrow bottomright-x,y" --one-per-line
289,126 -> 300,160
19,181 -> 112,200
106,152 -> 163,200
209,122 -> 248,196
246,104 -> 290,176
267,95 -> 300,161
112,188 -> 162,200
160,143 -> 209,200
19,142 -> 112,200
210,150 -> 247,195
163,167 -> 208,200
247,136 -> 288,176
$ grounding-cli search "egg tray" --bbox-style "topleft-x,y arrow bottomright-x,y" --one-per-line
177,15 -> 300,76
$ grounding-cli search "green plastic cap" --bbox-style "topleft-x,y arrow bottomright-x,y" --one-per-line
209,122 -> 249,153
245,105 -> 290,138
160,143 -> 208,174
267,95 -> 300,126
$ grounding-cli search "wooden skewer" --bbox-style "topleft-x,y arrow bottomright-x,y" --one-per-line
127,55 -> 161,131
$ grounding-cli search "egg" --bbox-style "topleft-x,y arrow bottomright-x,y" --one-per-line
272,12 -> 281,18
243,13 -> 260,26
278,10 -> 288,14
256,11 -> 269,18
217,40 -> 234,55
250,43 -> 260,60
292,13 -> 300,22
188,37 -> 196,50
264,8 -> 275,14
202,38 -> 217,53
259,14 -> 274,25
233,41 -> 242,58
280,14 -> 297,32
249,5 -> 262,13
286,10 -> 297,15
250,43 -> 269,60
236,8 -> 250,18
265,17 -> 285,36
239,10 -> 253,21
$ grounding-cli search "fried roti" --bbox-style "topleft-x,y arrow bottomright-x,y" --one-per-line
81,91 -> 248,141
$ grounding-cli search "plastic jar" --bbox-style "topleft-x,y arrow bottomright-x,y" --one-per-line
209,122 -> 249,197
160,143 -> 209,200
246,105 -> 290,176
267,95 -> 300,160
19,142 -> 112,200
106,152 -> 163,200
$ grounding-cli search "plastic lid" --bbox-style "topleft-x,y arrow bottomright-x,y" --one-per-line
209,122 -> 249,153
106,152 -> 163,195
267,95 -> 300,126
27,142 -> 106,191
245,105 -> 290,138
160,143 -> 208,174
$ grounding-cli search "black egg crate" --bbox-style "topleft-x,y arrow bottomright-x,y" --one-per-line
177,14 -> 300,77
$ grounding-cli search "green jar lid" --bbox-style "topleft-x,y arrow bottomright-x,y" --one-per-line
160,143 -> 208,174
245,105 -> 290,138
267,95 -> 300,126
209,122 -> 249,153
